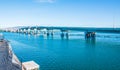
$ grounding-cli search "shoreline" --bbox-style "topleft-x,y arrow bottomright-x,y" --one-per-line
0,40 -> 22,70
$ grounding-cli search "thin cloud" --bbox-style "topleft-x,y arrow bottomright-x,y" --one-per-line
35,0 -> 56,3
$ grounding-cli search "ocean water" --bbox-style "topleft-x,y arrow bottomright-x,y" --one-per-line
2,32 -> 120,70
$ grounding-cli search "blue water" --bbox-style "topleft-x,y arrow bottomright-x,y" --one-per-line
2,32 -> 120,70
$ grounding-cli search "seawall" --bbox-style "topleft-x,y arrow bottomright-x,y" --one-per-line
0,40 -> 22,70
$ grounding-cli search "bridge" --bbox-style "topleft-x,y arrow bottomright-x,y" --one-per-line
11,26 -> 120,39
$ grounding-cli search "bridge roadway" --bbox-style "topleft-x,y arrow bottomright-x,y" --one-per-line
19,26 -> 120,39
20,26 -> 120,33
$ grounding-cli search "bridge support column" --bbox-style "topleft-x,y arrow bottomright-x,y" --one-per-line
31,29 -> 34,34
45,29 -> 54,37
65,31 -> 69,39
47,30 -> 50,36
18,29 -> 21,33
31,28 -> 37,35
61,31 -> 64,39
51,30 -> 53,37
60,30 -> 69,39
37,29 -> 40,34
91,32 -> 96,39
27,28 -> 31,34
20,29 -> 23,33
85,32 -> 91,39
29,29 -> 32,34
23,29 -> 26,34
17,29 -> 19,33
85,32 -> 96,39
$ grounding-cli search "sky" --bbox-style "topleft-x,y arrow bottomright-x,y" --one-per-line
0,0 -> 120,28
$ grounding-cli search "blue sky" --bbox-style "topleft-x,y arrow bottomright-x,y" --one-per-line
0,0 -> 120,28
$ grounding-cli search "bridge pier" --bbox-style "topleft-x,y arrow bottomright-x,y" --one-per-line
65,31 -> 69,39
19,29 -> 21,33
51,30 -> 54,36
30,29 -> 33,34
85,32 -> 96,39
47,32 -> 50,36
20,29 -> 26,34
21,29 -> 24,33
91,32 -> 96,38
23,29 -> 26,34
47,30 -> 50,36
60,30 -> 69,39
27,28 -> 31,34
25,29 -> 29,34
37,30 -> 41,34
61,31 -> 64,39
33,28 -> 37,35
46,29 -> 54,37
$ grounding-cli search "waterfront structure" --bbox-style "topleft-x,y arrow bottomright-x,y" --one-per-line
0,39 -> 22,70
22,61 -> 39,70
0,34 -> 40,70
16,26 -> 120,39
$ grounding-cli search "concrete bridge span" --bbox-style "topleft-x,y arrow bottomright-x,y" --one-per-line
18,26 -> 120,39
